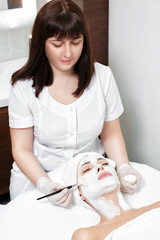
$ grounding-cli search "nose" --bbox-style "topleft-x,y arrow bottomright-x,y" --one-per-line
63,43 -> 72,58
96,165 -> 104,173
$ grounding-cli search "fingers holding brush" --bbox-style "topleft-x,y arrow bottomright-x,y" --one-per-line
55,189 -> 72,208
37,176 -> 72,207
48,187 -> 72,207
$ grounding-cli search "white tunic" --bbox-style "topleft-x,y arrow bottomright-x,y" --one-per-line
9,62 -> 124,198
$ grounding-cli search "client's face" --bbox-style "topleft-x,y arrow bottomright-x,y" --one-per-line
78,156 -> 120,199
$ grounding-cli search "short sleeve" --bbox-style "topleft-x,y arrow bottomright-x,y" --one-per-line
105,67 -> 124,121
9,81 -> 34,128
96,63 -> 124,121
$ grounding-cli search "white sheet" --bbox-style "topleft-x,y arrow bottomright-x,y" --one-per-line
0,162 -> 160,240
0,191 -> 100,240
105,208 -> 160,240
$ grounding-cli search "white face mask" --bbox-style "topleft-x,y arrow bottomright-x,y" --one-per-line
78,156 -> 120,199
77,155 -> 121,219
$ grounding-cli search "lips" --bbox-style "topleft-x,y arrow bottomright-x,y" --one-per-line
61,59 -> 72,64
98,171 -> 112,180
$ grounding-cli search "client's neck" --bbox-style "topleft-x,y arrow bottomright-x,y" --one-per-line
103,189 -> 120,208
99,188 -> 131,222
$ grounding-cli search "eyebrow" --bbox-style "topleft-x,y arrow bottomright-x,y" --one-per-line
81,158 -> 105,166
97,158 -> 108,163
72,36 -> 83,39
50,40 -> 62,42
81,161 -> 91,167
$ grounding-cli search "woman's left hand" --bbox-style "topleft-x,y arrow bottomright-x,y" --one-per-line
117,164 -> 142,193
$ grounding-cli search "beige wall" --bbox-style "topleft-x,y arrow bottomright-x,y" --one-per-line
109,0 -> 160,170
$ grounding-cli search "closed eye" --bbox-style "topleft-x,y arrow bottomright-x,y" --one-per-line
81,163 -> 93,175
102,162 -> 108,166
97,158 -> 109,166
83,168 -> 91,174
72,41 -> 81,45
52,44 -> 62,47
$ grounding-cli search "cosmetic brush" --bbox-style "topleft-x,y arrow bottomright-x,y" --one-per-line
37,183 -> 77,200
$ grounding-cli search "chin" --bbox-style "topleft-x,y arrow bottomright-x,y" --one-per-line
82,177 -> 119,199
103,183 -> 119,195
99,176 -> 120,194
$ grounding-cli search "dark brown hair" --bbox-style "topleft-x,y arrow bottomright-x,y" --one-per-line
11,0 -> 95,97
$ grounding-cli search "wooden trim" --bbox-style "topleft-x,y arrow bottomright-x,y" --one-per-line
83,0 -> 109,65
0,107 -> 13,194
7,0 -> 22,9
0,107 -> 8,114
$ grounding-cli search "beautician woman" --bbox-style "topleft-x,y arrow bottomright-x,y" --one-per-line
9,0 -> 141,206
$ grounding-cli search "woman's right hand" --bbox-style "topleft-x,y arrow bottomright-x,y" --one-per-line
37,177 -> 72,207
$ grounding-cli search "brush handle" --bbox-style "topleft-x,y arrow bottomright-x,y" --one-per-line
37,185 -> 74,200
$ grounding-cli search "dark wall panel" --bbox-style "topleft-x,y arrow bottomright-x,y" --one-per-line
84,0 -> 109,65
7,0 -> 22,9
0,107 -> 13,194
